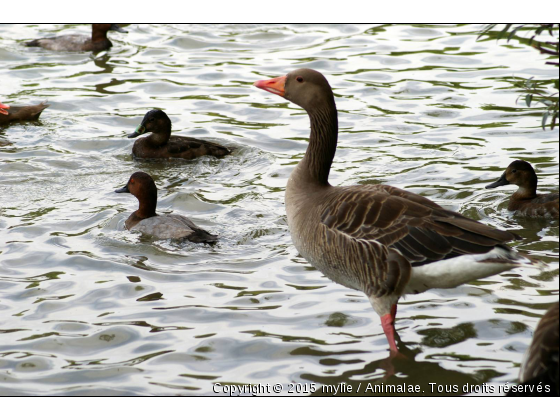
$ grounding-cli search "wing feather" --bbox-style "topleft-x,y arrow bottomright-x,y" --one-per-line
320,184 -> 518,296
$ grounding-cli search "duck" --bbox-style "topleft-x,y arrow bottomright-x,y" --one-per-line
486,160 -> 559,218
0,100 -> 49,125
115,171 -> 218,244
507,301 -> 559,396
127,109 -> 231,160
254,68 -> 535,353
25,24 -> 127,53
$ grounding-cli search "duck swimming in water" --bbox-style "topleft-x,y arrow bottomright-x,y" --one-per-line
25,24 -> 127,53
486,160 -> 559,219
0,100 -> 49,125
115,171 -> 218,244
127,109 -> 231,160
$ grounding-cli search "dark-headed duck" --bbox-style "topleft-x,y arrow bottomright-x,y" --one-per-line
486,160 -> 559,219
115,171 -> 218,244
128,109 -> 231,160
0,100 -> 49,125
25,24 -> 127,53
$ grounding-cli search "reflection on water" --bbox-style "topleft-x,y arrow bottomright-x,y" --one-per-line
0,24 -> 558,396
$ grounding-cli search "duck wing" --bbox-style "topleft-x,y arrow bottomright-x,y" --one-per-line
168,136 -> 230,158
134,214 -> 218,244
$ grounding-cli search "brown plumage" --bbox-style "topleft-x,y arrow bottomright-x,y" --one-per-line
25,24 -> 127,53
128,109 -> 231,160
254,68 -> 532,353
507,302 -> 559,396
0,101 -> 49,125
115,172 -> 218,244
486,160 -> 559,219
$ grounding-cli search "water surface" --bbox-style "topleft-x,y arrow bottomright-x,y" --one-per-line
0,24 -> 558,396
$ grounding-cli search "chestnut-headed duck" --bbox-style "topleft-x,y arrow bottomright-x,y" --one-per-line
128,109 -> 231,160
25,24 -> 127,53
115,171 -> 218,244
0,101 -> 49,125
486,160 -> 559,219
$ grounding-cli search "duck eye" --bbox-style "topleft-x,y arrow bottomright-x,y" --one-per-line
512,169 -> 517,173
296,76 -> 304,83
130,179 -> 135,184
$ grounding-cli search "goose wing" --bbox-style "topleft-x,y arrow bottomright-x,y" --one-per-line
320,184 -> 519,296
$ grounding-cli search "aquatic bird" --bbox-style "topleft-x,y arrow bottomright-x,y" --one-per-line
127,109 -> 231,160
115,171 -> 218,244
0,101 -> 49,125
486,160 -> 559,218
507,302 -> 559,396
254,68 -> 534,353
25,24 -> 127,52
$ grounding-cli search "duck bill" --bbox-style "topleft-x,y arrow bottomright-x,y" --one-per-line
0,102 -> 9,115
485,172 -> 510,189
115,185 -> 130,194
128,124 -> 146,138
110,24 -> 127,33
254,75 -> 286,97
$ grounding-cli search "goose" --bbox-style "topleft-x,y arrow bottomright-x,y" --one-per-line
507,302 -> 559,396
115,171 -> 218,244
254,68 -> 535,353
486,160 -> 559,219
127,109 -> 231,160
0,101 -> 49,125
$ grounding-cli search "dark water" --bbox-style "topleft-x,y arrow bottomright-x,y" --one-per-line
0,24 -> 558,396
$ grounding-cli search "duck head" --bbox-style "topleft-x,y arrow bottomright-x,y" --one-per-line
254,68 -> 336,111
0,102 -> 9,116
128,109 -> 172,138
115,171 -> 158,218
486,160 -> 538,192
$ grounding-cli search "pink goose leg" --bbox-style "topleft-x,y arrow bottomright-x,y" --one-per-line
381,313 -> 398,353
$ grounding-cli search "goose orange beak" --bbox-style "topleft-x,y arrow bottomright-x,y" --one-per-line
0,102 -> 9,116
254,75 -> 286,97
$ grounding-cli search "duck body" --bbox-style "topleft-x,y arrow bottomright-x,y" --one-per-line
126,214 -> 217,243
132,135 -> 230,160
25,24 -> 126,53
507,302 -> 559,396
0,102 -> 49,125
508,192 -> 559,218
486,160 -> 559,218
115,171 -> 218,244
256,69 -> 531,352
128,109 -> 230,160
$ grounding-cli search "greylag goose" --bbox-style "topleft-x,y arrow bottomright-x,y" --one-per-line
254,68 -> 534,353
115,172 -> 218,244
486,160 -> 559,219
25,24 -> 127,53
507,302 -> 559,396
127,109 -> 231,160
0,101 -> 49,125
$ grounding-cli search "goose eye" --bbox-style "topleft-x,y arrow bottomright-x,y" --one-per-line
296,76 -> 304,83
